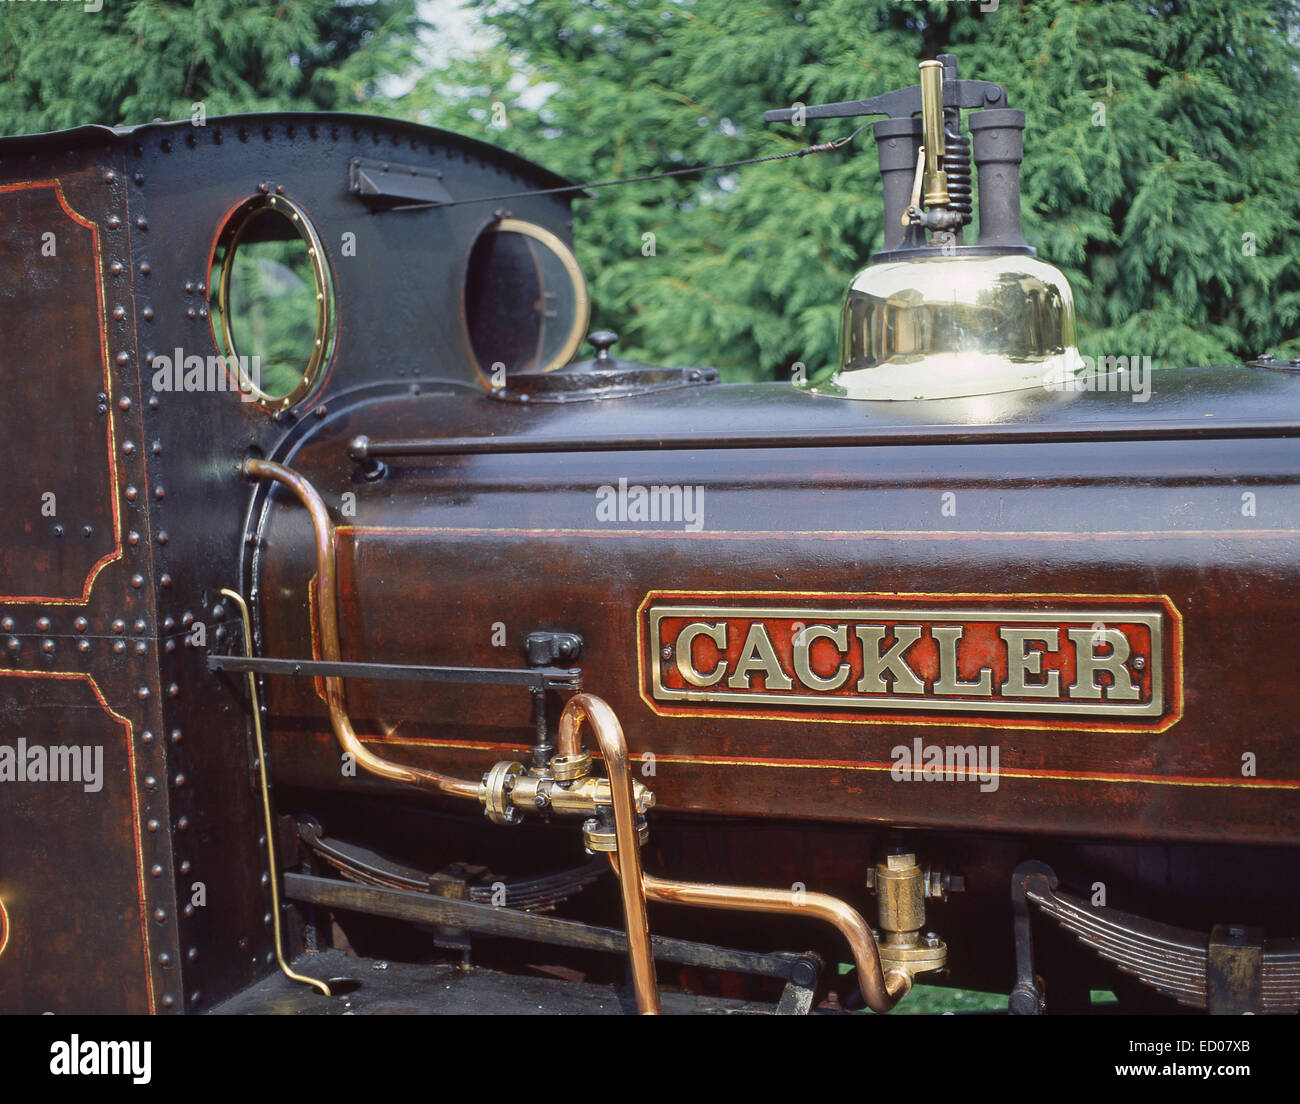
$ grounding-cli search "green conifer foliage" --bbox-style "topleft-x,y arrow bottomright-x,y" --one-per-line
0,0 -> 420,135
407,0 -> 1300,379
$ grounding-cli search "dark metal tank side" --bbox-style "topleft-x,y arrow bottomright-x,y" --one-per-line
254,366 -> 1300,847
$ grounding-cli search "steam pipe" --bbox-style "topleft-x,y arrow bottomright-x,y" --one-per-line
607,859 -> 911,1013
243,457 -> 480,801
558,695 -> 660,1015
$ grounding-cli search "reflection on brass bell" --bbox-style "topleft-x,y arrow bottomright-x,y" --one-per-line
770,55 -> 1084,401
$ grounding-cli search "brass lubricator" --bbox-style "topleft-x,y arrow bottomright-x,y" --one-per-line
866,851 -> 948,980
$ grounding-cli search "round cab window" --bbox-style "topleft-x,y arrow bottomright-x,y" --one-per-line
465,218 -> 589,379
209,194 -> 334,409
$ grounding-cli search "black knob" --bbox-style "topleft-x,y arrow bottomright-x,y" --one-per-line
589,330 -> 618,364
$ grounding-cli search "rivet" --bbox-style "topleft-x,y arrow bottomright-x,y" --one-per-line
174,772 -> 185,786
163,616 -> 175,631
37,617 -> 50,631
109,261 -> 123,275
143,307 -> 154,321
135,640 -> 147,655
170,728 -> 182,743
150,863 -> 163,877
115,351 -> 130,367
52,524 -> 63,538
131,574 -> 144,588
112,619 -> 126,633
197,282 -> 206,294
186,947 -> 198,962
148,396 -> 159,409
158,531 -> 168,544
154,485 -> 165,499
133,619 -> 145,632
144,775 -> 156,789
41,639 -> 54,654
161,995 -> 174,1008
182,612 -> 193,628
183,904 -> 195,918
160,574 -> 172,588
157,952 -> 170,967
74,617 -> 89,632
0,618 -> 11,632
123,440 -> 135,455
184,282 -> 195,294
153,908 -> 166,923
152,441 -> 162,456
139,261 -> 150,275
103,170 -> 116,183
186,307 -> 196,320
212,605 -> 226,621
179,859 -> 192,875
128,531 -> 139,546
261,872 -> 270,887
198,307 -> 208,318
136,217 -> 148,230
141,730 -> 153,743
168,683 -> 179,698
164,639 -> 175,653
118,395 -> 131,410
147,819 -> 160,833
112,306 -> 125,321
125,486 -> 137,502
82,525 -> 93,537
7,637 -> 20,652
177,816 -> 190,831
264,913 -> 272,926
106,215 -> 120,229
77,639 -> 90,653
137,686 -> 150,700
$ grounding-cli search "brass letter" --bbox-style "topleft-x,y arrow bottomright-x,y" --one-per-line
793,624 -> 851,691
674,622 -> 728,688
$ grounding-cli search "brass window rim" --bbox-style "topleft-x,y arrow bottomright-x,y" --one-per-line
211,192 -> 336,411
469,217 -> 590,377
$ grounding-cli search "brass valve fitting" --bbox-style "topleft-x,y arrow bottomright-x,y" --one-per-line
479,757 -> 655,826
867,851 -> 948,979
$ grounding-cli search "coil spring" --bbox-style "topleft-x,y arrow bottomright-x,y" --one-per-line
943,121 -> 973,223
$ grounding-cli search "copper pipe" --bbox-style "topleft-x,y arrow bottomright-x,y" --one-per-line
608,858 -> 911,1013
244,457 -> 480,801
559,694 -> 660,1015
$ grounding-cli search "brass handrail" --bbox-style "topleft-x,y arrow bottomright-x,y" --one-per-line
243,457 -> 480,800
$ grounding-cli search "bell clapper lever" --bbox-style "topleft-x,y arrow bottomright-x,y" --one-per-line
903,58 -> 962,244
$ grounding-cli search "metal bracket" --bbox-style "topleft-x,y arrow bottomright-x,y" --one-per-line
1009,860 -> 1056,1015
774,953 -> 824,1015
524,631 -> 583,667
348,157 -> 453,207
1207,924 -> 1264,1015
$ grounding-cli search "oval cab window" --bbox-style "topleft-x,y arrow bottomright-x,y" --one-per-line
209,194 -> 334,409
465,218 -> 589,379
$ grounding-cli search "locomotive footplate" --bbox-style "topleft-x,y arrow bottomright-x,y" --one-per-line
208,949 -> 779,1016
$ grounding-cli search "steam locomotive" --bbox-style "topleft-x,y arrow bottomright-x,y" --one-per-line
1,54 -> 1296,1016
